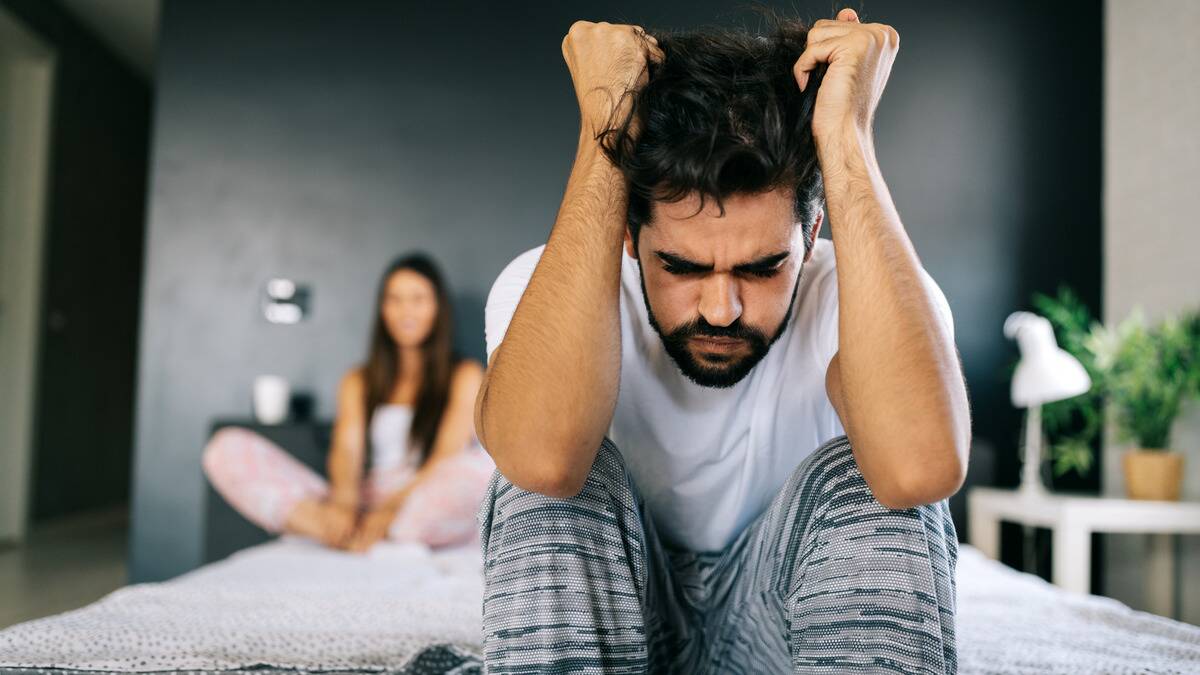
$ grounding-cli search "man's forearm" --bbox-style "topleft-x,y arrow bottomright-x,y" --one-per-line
477,134 -> 626,497
818,123 -> 970,499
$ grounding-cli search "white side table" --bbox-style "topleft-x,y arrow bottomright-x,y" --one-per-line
967,486 -> 1200,616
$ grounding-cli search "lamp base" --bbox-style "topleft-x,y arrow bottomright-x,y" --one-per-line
1018,473 -> 1049,498
1019,404 -> 1049,497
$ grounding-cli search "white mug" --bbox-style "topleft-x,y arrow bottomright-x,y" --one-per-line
253,375 -> 290,425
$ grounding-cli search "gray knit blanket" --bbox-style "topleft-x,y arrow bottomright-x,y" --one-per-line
1,537 -> 1197,674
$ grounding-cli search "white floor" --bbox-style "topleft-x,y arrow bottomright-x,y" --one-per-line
0,507 -> 128,629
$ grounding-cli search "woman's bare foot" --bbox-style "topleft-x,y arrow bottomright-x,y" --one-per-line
284,499 -> 358,548
283,499 -> 332,541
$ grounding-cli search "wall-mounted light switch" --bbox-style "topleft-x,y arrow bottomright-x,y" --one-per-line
262,278 -> 310,324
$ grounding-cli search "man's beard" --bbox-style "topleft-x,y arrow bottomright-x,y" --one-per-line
638,266 -> 802,389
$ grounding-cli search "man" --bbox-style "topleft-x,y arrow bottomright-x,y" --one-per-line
474,7 -> 970,674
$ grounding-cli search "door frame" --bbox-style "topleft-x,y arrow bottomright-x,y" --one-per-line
0,8 -> 55,544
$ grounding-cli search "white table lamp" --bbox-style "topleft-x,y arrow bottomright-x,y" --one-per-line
1003,312 -> 1092,496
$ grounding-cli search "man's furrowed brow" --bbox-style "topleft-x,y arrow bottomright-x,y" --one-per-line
655,251 -> 712,272
653,250 -> 791,272
734,251 -> 791,272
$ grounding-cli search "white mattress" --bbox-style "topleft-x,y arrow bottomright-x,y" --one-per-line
954,544 -> 1200,674
0,537 -> 1197,674
0,536 -> 485,673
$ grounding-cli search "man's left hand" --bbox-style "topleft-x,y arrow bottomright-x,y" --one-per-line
793,8 -> 899,141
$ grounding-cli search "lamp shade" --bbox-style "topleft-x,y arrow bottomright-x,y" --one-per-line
1003,311 -> 1092,407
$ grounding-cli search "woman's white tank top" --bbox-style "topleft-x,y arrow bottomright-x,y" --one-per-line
369,404 -> 419,472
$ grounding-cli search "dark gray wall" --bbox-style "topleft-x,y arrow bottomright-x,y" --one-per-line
1,0 -> 151,521
131,0 -> 1101,581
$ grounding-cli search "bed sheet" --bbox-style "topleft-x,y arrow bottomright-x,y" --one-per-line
0,537 -> 483,674
1,538 -> 1198,674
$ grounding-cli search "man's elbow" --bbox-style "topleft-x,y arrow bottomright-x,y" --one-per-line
476,384 -> 599,498
496,456 -> 590,499
484,431 -> 596,500
514,469 -> 588,499
876,450 -> 967,510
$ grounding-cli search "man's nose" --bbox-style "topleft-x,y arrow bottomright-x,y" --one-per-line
698,274 -> 742,327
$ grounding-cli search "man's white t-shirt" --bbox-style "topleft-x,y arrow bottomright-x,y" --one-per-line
484,237 -> 954,553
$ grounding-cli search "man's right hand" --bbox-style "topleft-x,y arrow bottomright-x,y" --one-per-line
561,21 -> 664,139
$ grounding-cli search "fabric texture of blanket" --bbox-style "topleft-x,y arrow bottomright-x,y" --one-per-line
1,537 -> 1198,673
0,537 -> 483,673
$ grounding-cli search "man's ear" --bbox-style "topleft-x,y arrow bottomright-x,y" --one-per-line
804,209 -> 824,263
624,226 -> 637,258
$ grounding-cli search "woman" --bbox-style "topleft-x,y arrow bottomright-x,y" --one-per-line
203,253 -> 494,552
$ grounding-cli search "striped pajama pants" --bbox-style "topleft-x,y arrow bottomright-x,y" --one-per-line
476,434 -> 958,674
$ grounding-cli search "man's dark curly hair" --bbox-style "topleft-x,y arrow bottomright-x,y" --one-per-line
598,14 -> 826,257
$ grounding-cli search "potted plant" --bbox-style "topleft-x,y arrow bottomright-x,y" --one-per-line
1029,289 -> 1200,499
1084,309 -> 1200,500
1032,288 -> 1107,482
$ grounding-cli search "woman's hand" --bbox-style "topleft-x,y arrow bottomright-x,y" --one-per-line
318,502 -> 358,549
346,505 -> 398,552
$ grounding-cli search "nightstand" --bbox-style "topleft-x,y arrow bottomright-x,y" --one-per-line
967,486 -> 1200,619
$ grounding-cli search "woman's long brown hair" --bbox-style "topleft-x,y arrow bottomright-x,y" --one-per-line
362,253 -> 459,466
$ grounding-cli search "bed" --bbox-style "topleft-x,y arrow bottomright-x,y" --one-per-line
1,534 -> 1197,675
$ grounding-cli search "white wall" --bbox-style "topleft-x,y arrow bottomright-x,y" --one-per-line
0,10 -> 53,543
1104,0 -> 1200,624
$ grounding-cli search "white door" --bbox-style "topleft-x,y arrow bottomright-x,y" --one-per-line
0,9 -> 54,544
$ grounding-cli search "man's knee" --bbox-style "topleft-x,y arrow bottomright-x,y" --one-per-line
483,438 -> 627,503
781,435 -> 957,554
477,439 -> 640,554
788,434 -> 869,509
777,435 -> 958,612
791,434 -> 954,514
477,438 -> 651,658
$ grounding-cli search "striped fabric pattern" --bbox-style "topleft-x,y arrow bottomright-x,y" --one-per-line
477,435 -> 958,674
